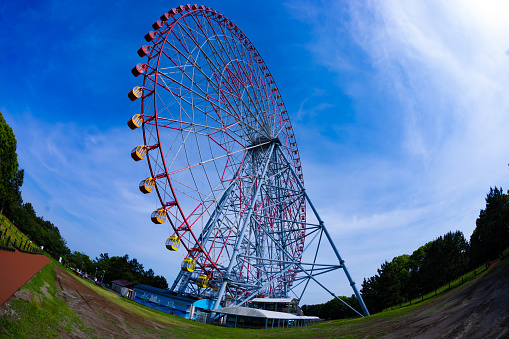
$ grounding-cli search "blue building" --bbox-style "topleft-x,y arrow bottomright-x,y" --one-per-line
133,285 -> 220,320
188,298 -> 222,322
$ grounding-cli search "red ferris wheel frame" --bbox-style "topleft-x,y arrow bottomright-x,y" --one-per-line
131,4 -> 306,298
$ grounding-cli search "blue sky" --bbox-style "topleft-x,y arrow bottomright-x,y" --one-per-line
1,0 -> 509,305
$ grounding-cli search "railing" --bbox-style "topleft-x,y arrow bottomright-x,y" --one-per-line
0,215 -> 44,255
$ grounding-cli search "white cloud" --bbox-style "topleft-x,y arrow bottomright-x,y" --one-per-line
3,109 -> 183,284
283,0 -> 509,301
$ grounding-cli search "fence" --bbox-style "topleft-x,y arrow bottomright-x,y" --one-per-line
0,215 -> 44,254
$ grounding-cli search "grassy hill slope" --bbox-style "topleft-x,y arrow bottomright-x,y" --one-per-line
1,256 -> 508,338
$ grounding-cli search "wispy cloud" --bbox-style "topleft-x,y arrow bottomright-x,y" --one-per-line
285,0 -> 509,296
3,109 -> 184,282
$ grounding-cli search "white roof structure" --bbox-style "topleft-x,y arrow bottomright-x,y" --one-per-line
250,297 -> 294,303
217,306 -> 319,320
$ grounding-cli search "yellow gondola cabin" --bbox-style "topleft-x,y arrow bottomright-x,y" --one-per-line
127,114 -> 143,129
128,86 -> 143,101
151,208 -> 166,224
165,236 -> 181,251
181,258 -> 195,272
196,275 -> 209,288
131,145 -> 146,161
139,178 -> 155,194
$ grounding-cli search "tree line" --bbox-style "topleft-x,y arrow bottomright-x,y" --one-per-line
302,187 -> 509,318
66,252 -> 168,289
301,296 -> 361,320
0,112 -> 168,289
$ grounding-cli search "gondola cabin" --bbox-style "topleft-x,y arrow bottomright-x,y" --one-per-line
128,86 -> 143,101
139,178 -> 155,194
165,236 -> 181,251
131,145 -> 146,161
127,114 -> 143,130
196,275 -> 209,288
151,208 -> 166,224
181,258 -> 195,272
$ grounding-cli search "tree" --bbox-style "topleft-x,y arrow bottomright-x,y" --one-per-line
375,255 -> 411,308
441,231 -> 469,281
470,187 -> 509,267
93,253 -> 168,288
360,230 -> 470,313
407,242 -> 431,298
13,202 -> 70,258
301,295 -> 360,320
0,112 -> 24,218
66,251 -> 94,273
417,231 -> 469,292
361,275 -> 382,313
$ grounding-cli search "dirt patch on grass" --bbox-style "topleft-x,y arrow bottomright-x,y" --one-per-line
54,261 -> 509,338
54,265 -> 169,338
3,258 -> 508,338
358,262 -> 509,338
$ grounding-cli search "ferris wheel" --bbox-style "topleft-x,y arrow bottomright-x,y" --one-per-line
128,4 -> 369,317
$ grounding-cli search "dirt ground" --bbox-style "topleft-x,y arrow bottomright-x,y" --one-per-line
57,262 -> 509,338
53,265 -> 168,338
359,261 -> 509,338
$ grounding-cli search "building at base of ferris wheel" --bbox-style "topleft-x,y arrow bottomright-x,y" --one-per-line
133,284 -> 221,320
217,297 -> 320,329
131,284 -> 320,328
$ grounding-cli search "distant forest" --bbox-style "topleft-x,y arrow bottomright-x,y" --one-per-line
0,112 -> 168,289
303,186 -> 509,319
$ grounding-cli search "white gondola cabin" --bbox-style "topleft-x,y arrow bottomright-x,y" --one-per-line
131,63 -> 146,77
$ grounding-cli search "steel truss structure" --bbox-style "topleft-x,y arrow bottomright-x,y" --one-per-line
128,4 -> 369,317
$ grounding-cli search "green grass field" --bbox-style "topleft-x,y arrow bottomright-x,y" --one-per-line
2,250 -> 508,338
0,258 -> 381,338
0,214 -> 37,251
0,260 -> 93,338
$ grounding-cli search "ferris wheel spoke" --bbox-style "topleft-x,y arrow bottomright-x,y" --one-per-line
163,124 -> 193,172
220,29 -> 275,129
170,22 -> 230,91
216,29 -> 273,131
164,145 -> 247,178
209,48 -> 272,134
173,153 -> 252,258
154,59 -> 268,142
155,62 -> 227,120
169,24 -> 192,56
178,18 -> 271,136
161,38 -> 224,97
169,177 -> 216,204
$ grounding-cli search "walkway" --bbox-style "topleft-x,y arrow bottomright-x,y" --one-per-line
0,250 -> 50,305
